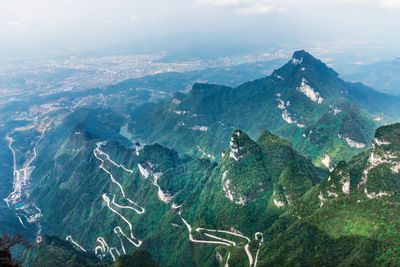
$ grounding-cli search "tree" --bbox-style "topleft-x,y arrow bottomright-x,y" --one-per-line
114,249 -> 160,267
0,233 -> 30,267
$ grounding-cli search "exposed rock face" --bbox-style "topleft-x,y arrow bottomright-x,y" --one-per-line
355,124 -> 400,199
219,129 -> 324,208
317,161 -> 351,206
297,78 -> 324,104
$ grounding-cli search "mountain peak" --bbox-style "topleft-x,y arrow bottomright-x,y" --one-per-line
292,50 -> 313,62
69,123 -> 98,143
291,50 -> 327,70
270,49 -> 340,104
256,130 -> 291,149
373,123 -> 400,149
355,123 -> 400,200
228,129 -> 255,161
230,129 -> 253,146
273,49 -> 338,80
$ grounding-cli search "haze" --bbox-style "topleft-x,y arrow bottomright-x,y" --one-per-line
1,0 -> 400,60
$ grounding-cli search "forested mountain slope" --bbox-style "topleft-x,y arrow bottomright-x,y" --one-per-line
128,50 -> 400,169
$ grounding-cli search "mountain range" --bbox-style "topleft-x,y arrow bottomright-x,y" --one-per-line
2,50 -> 400,266
342,57 -> 400,96
128,50 -> 400,169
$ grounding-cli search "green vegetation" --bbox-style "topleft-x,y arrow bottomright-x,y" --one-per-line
25,121 -> 400,266
128,50 -> 399,168
28,236 -> 105,267
24,114 -> 326,266
4,51 -> 400,266
257,123 -> 400,266
114,249 -> 160,267
0,233 -> 29,267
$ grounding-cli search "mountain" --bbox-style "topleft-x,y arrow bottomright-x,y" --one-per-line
25,235 -> 106,267
24,118 -> 212,265
15,106 -> 324,266
4,49 -> 400,266
0,57 -> 288,243
128,50 -> 400,169
21,118 -> 400,266
342,58 -> 400,96
24,235 -> 159,267
183,129 -> 326,233
113,249 -> 160,267
257,123 -> 400,266
0,58 -> 285,123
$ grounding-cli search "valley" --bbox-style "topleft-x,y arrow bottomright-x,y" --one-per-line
4,117 -> 52,241
1,50 -> 400,266
2,0 -> 399,265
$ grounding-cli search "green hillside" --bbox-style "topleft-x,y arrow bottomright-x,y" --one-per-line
128,50 -> 399,169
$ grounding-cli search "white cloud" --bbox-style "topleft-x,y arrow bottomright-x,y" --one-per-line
237,3 -> 282,14
150,12 -> 160,19
195,0 -> 283,14
197,0 -> 400,14
7,21 -> 25,27
1,0 -> 400,57
196,0 -> 248,6
380,0 -> 400,9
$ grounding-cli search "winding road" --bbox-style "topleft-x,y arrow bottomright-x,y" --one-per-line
4,119 -> 50,240
93,142 -> 145,261
94,142 -> 145,214
95,237 -> 119,261
179,211 -> 263,267
102,194 -> 142,247
66,235 -> 87,252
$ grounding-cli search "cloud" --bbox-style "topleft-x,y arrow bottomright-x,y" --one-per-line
237,3 -> 281,14
7,21 -> 25,27
196,0 -> 248,6
380,0 -> 400,9
195,0 -> 283,14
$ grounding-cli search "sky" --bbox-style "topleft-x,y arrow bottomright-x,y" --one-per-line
1,0 -> 400,58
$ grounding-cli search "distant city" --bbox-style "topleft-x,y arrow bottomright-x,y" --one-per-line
0,49 -> 289,106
